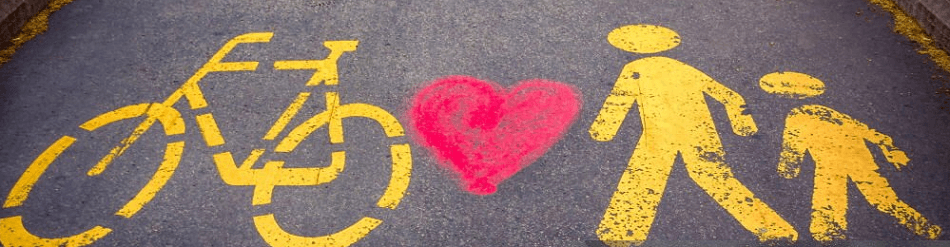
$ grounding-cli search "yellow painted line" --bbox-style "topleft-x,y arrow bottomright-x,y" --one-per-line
326,92 -> 345,144
264,92 -> 311,140
276,92 -> 406,152
274,40 -> 359,86
274,92 -> 339,152
213,149 -> 266,185
83,32 -> 268,176
87,115 -> 158,176
196,113 -> 226,147
592,25 -> 795,245
78,103 -> 149,131
251,161 -> 282,206
248,152 -> 346,206
81,103 -> 184,176
0,216 -> 111,247
377,144 -> 411,209
253,215 -> 381,247
334,102 -> 405,139
214,149 -> 347,205
275,110 -> 332,152
169,32 -> 273,110
115,141 -> 184,218
3,136 -> 76,208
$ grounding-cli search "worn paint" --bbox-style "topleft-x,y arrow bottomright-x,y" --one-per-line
591,25 -> 797,246
254,215 -> 381,247
0,216 -> 111,247
607,24 -> 681,54
196,113 -> 226,147
2,33 -> 406,247
409,76 -> 581,195
2,136 -> 76,208
264,92 -> 312,140
377,144 -> 412,209
768,72 -> 942,241
84,103 -> 185,176
274,40 -> 359,86
90,32 -> 270,175
758,72 -> 825,99
115,141 -> 184,218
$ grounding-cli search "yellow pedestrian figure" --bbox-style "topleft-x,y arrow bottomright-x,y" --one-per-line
590,24 -> 797,246
761,71 -> 942,242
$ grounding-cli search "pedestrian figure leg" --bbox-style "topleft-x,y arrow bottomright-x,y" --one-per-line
597,139 -> 677,246
809,164 -> 849,242
850,168 -> 942,239
682,147 -> 798,242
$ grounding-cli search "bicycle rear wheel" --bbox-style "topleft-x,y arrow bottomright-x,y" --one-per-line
0,103 -> 185,246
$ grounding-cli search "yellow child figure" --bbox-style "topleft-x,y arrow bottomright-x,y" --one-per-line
590,24 -> 798,246
761,72 -> 942,242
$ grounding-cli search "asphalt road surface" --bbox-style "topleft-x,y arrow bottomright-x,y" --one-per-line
1,0 -> 950,246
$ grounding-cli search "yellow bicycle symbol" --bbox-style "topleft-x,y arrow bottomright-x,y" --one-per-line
0,32 -> 411,247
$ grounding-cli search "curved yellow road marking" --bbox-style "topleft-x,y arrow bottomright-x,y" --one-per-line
253,215 -> 381,247
82,103 -> 184,176
115,141 -> 184,218
264,92 -> 312,141
377,144 -> 411,209
3,136 -> 76,208
0,216 -> 111,247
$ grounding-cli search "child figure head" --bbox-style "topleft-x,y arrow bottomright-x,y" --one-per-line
759,71 -> 826,99
608,24 -> 681,54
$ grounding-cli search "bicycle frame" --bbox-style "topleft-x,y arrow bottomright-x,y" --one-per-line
1,32 -> 412,247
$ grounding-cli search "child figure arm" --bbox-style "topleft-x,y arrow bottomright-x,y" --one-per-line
867,128 -> 910,170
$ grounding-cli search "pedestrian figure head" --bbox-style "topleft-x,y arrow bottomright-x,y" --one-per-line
608,24 -> 681,54
759,71 -> 826,99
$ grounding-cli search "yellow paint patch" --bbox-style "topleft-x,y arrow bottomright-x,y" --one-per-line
274,40 -> 358,86
196,113 -> 226,147
3,136 -> 75,208
759,72 -> 826,99
867,0 -> 950,76
84,103 -> 184,176
0,0 -> 77,67
171,32 -> 272,110
214,149 -> 266,185
607,25 -> 681,54
0,216 -> 111,247
778,104 -> 941,241
253,215 -> 381,247
377,144 -> 412,209
264,92 -> 311,140
116,141 -> 184,218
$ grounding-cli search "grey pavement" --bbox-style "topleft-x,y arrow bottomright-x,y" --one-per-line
1,0 -> 950,246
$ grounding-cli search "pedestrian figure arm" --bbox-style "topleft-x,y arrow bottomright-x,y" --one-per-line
836,112 -> 910,170
590,65 -> 641,142
702,78 -> 757,136
777,118 -> 806,179
866,128 -> 910,170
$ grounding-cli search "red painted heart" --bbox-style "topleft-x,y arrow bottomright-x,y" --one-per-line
408,75 -> 581,195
